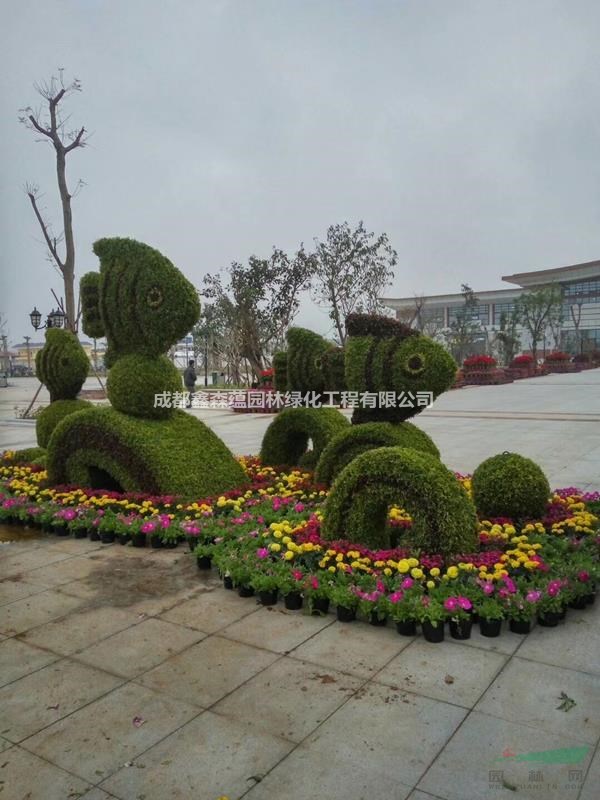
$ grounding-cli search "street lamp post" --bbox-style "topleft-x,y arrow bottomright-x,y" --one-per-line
204,333 -> 209,387
30,306 -> 66,332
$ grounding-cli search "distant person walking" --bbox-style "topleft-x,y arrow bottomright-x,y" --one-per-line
183,359 -> 196,408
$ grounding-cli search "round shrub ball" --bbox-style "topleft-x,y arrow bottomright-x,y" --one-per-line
472,452 -> 550,521
36,399 -> 92,448
107,354 -> 182,419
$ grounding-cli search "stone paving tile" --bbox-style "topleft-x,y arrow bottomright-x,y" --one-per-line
407,791 -> 446,800
0,737 -> 12,753
75,617 -> 206,677
376,640 -> 507,708
101,711 -> 293,800
137,634 -> 278,708
220,604 -> 333,653
579,744 -> 600,800
23,553 -> 109,587
0,546 -> 73,579
23,682 -> 200,783
417,710 -> 595,800
0,576 -> 46,606
290,619 -> 413,678
213,655 -> 363,743
441,622 -> 526,655
245,681 -> 465,797
160,583 -> 258,633
516,607 -> 600,675
0,745 -> 91,800
474,657 -> 600,744
0,659 -> 122,742
0,637 -> 59,687
79,790 -> 117,800
48,537 -> 105,554
0,589 -> 85,636
21,605 -> 141,655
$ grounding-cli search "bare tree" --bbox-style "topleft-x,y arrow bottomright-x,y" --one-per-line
19,70 -> 88,332
516,285 -> 563,363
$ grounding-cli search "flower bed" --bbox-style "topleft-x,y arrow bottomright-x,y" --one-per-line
544,352 -> 580,373
1,452 -> 598,643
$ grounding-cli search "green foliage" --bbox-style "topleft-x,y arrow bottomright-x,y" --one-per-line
272,351 -> 288,392
344,313 -> 457,423
319,347 -> 346,391
47,406 -> 248,499
35,329 -> 90,401
79,272 -> 105,339
90,237 -> 200,367
260,407 -> 350,468
4,447 -> 47,466
472,452 -> 550,521
286,327 -> 331,393
315,421 -> 439,486
36,399 -> 91,448
322,446 -> 478,556
107,355 -> 181,419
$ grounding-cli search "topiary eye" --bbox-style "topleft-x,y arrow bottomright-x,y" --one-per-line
404,353 -> 426,375
146,286 -> 164,309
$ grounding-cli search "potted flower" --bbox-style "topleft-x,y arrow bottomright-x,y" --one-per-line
386,588 -> 420,636
328,581 -> 358,623
474,595 -> 504,637
414,595 -> 446,642
275,567 -> 304,610
503,588 -> 537,634
443,595 -> 473,640
354,577 -> 388,626
250,567 -> 279,606
303,572 -> 332,615
463,354 -> 497,371
535,579 -> 565,627
193,542 -> 214,570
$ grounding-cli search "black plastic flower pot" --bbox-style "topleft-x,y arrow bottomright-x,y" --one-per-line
568,597 -> 587,610
150,534 -> 163,549
131,532 -> 146,548
100,531 -> 116,544
223,575 -> 234,590
284,592 -> 303,610
369,612 -> 387,627
89,529 -> 101,541
336,605 -> 356,623
557,606 -> 567,620
73,529 -> 88,539
238,585 -> 255,598
449,618 -> 472,640
163,540 -> 178,549
311,597 -> 330,615
196,555 -> 212,570
479,617 -> 502,638
259,589 -> 278,606
396,620 -> 417,637
584,592 -> 596,606
187,536 -> 199,552
119,533 -> 131,545
421,620 -> 444,643
509,618 -> 531,634
53,525 -> 69,537
537,611 -> 560,627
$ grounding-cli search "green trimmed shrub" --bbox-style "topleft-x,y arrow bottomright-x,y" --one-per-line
107,355 -> 181,419
4,447 -> 47,466
472,452 -> 550,521
79,272 -> 105,339
86,238 -> 200,368
260,407 -> 350,468
318,346 -> 347,392
344,312 -> 457,423
322,446 -> 478,556
315,421 -> 440,486
286,327 -> 331,393
35,329 -> 90,402
47,406 -> 248,498
272,351 -> 288,392
36,399 -> 92,448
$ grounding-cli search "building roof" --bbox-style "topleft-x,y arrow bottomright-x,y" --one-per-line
381,286 -> 522,308
502,259 -> 600,287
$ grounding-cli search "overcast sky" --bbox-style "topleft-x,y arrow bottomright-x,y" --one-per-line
2,0 -> 600,344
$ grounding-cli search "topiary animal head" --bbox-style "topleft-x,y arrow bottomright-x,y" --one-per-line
35,329 -> 90,402
81,237 -> 200,367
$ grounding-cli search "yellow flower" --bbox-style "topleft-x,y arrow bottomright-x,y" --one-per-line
426,580 -> 435,589
284,551 -> 294,561
269,543 -> 281,552
410,567 -> 424,580
446,566 -> 459,579
430,567 -> 440,577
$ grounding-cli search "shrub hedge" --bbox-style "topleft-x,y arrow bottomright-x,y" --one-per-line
4,447 -> 47,466
47,406 -> 248,498
259,407 -> 350,467
35,329 -> 90,402
79,272 -> 105,339
88,238 -> 200,368
322,446 -> 478,556
272,351 -> 288,392
472,452 -> 550,521
314,421 -> 440,486
318,346 -> 347,392
107,355 -> 181,419
286,327 -> 331,393
36,399 -> 91,448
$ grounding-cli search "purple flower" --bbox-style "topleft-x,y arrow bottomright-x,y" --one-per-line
257,548 -> 269,559
526,590 -> 542,603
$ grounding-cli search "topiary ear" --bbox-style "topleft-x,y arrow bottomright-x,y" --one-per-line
80,272 -> 105,338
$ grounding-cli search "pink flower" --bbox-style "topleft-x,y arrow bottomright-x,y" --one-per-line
547,580 -> 561,597
388,590 -> 404,603
256,548 -> 269,559
140,522 -> 156,534
577,571 -> 590,583
310,577 -> 319,590
401,577 -> 414,590
159,514 -> 171,529
292,570 -> 303,581
483,583 -> 494,596
294,503 -> 305,512
526,590 -> 542,603
503,576 -> 517,594
444,597 -> 459,612
457,596 -> 472,611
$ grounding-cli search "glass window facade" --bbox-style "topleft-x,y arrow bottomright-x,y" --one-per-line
492,302 -> 517,325
447,304 -> 489,325
562,279 -> 600,301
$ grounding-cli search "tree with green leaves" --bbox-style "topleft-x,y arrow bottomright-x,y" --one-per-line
442,284 -> 482,363
492,307 -> 521,365
515,285 -> 563,363
310,221 -> 397,345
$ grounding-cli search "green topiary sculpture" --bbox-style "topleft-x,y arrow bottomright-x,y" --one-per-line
315,421 -> 439,486
286,327 -> 331,393
260,406 -> 350,468
34,329 -> 92,449
322,446 -> 478,556
47,237 -> 247,497
272,351 -> 288,392
472,452 -> 550,521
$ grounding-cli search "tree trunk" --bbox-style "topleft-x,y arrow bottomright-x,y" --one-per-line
56,147 -> 76,331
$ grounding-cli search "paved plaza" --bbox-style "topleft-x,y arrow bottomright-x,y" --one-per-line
0,371 -> 599,799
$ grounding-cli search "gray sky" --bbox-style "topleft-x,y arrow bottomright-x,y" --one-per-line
2,0 -> 600,344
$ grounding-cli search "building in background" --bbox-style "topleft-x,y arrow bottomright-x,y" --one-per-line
9,339 -> 106,376
382,259 -> 600,358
